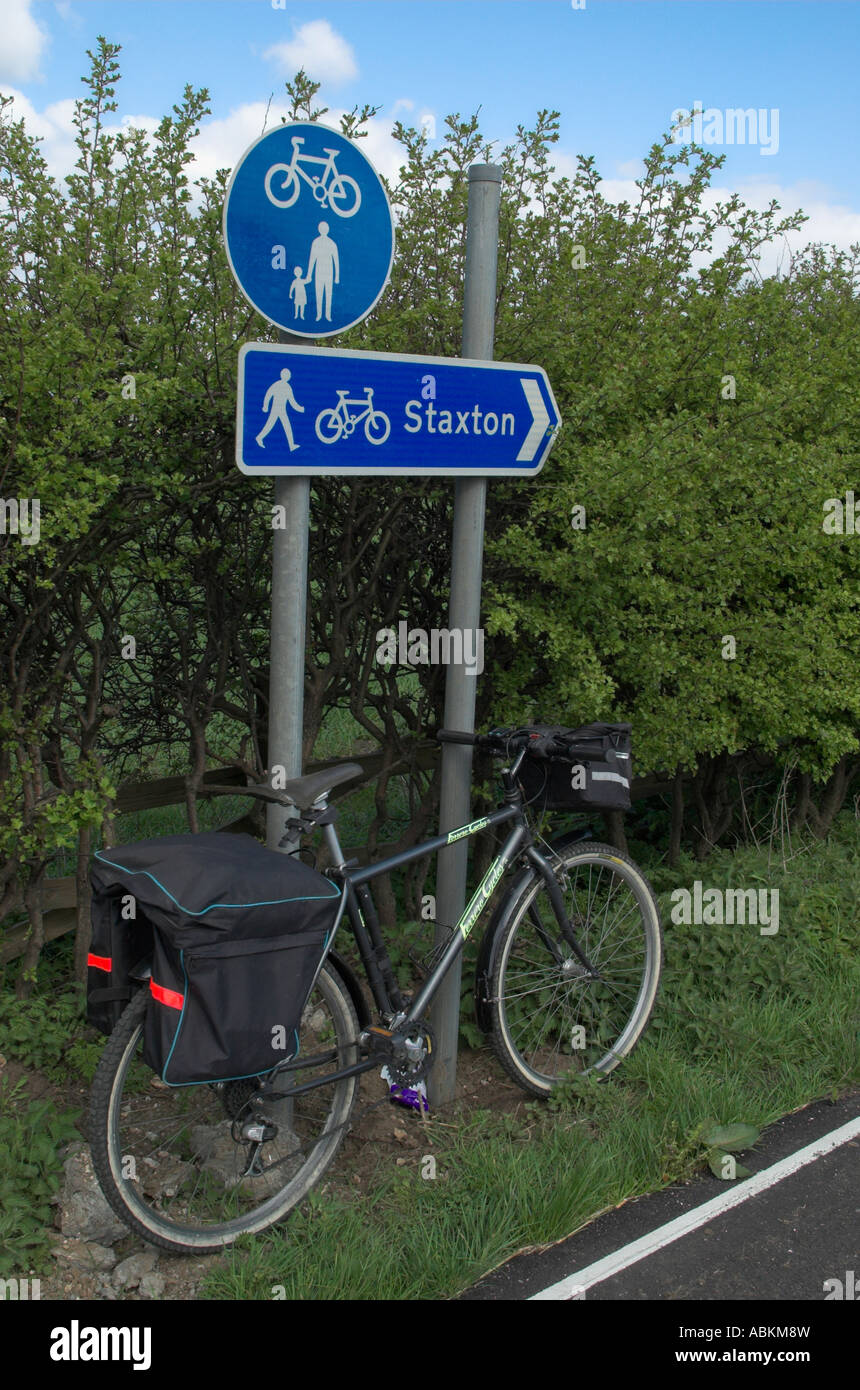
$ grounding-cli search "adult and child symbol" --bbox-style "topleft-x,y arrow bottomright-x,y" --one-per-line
289,220 -> 339,323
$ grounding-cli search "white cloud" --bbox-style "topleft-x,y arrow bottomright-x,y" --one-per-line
54,2 -> 84,29
3,87 -> 412,197
0,0 -> 49,83
12,85 -> 854,276
263,20 -> 358,87
188,101 -> 408,190
188,101 -> 281,183
551,151 -> 860,274
2,90 -> 163,184
2,90 -> 79,180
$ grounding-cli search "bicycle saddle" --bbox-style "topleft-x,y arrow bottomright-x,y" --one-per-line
202,762 -> 363,812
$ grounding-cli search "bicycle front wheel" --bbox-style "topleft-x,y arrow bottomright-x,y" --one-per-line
489,841 -> 662,1096
364,411 -> 390,444
325,174 -> 361,217
89,963 -> 359,1255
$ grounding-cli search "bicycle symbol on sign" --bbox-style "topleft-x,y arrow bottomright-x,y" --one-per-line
315,388 -> 391,445
264,138 -> 361,219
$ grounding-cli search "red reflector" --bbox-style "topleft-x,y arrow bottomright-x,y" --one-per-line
87,953 -> 112,972
150,979 -> 184,1011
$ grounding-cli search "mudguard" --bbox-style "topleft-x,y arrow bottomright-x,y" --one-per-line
473,828 -> 591,1033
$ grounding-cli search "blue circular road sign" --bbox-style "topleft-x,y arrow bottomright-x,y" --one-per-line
223,121 -> 395,338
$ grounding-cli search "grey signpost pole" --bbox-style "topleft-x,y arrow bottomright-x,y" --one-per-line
266,328 -> 309,852
430,164 -> 503,1104
224,124 -> 391,855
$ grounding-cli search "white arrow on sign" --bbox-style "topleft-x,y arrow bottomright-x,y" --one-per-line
516,377 -> 551,462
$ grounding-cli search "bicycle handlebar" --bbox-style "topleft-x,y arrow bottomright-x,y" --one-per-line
437,726 -> 575,760
436,727 -> 559,756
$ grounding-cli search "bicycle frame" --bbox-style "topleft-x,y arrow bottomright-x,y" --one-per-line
265,785 -> 590,1099
288,139 -> 339,188
334,389 -> 374,421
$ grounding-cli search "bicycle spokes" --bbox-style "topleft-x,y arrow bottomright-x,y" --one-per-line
496,851 -> 659,1084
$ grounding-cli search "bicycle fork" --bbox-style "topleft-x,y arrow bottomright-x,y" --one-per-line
524,846 -> 603,980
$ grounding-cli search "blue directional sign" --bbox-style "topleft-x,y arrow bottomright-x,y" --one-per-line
223,122 -> 394,337
236,344 -> 561,476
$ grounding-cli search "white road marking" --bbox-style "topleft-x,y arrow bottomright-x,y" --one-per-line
530,1115 -> 860,1300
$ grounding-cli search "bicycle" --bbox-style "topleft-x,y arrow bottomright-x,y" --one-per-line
315,387 -> 391,445
89,726 -> 663,1254
264,138 -> 361,218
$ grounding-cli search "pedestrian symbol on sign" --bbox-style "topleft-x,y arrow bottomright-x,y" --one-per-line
305,222 -> 340,322
255,370 -> 305,451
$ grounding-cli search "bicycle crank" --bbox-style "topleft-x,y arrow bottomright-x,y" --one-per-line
363,1019 -> 436,1087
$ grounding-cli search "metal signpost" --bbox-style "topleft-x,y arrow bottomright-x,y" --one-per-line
431,166 -> 502,1105
225,134 -> 560,1101
223,122 -> 394,847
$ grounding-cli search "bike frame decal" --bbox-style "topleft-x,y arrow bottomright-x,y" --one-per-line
447,816 -> 491,845
457,855 -> 507,939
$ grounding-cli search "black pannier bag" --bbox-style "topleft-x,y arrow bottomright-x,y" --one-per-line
88,832 -> 341,1085
515,722 -> 633,813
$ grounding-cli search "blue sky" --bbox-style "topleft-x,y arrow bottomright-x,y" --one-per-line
4,1 -> 860,265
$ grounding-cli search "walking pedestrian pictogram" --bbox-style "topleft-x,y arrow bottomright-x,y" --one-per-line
255,369 -> 305,451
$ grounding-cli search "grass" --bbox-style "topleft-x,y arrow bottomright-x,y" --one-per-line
200,809 -> 859,1300
0,1078 -> 81,1277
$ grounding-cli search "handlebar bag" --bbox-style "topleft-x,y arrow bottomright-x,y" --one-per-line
88,832 -> 341,1085
516,722 -> 633,812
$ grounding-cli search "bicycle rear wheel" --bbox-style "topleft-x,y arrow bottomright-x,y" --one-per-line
488,842 -> 662,1096
89,963 -> 359,1254
315,408 -> 344,443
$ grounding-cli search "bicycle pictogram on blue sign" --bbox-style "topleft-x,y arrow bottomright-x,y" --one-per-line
264,137 -> 362,218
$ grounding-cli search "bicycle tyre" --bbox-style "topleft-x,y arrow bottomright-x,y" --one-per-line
325,174 -> 361,218
89,963 -> 359,1254
264,163 -> 300,209
315,408 -> 344,444
488,841 -> 663,1096
364,411 -> 390,445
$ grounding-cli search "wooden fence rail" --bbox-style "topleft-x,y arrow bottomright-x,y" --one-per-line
1,746 -> 679,965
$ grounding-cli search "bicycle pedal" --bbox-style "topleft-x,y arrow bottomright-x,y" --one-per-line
380,1067 -> 429,1114
363,1025 -> 394,1056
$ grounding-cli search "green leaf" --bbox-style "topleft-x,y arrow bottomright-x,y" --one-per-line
702,1122 -> 760,1151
